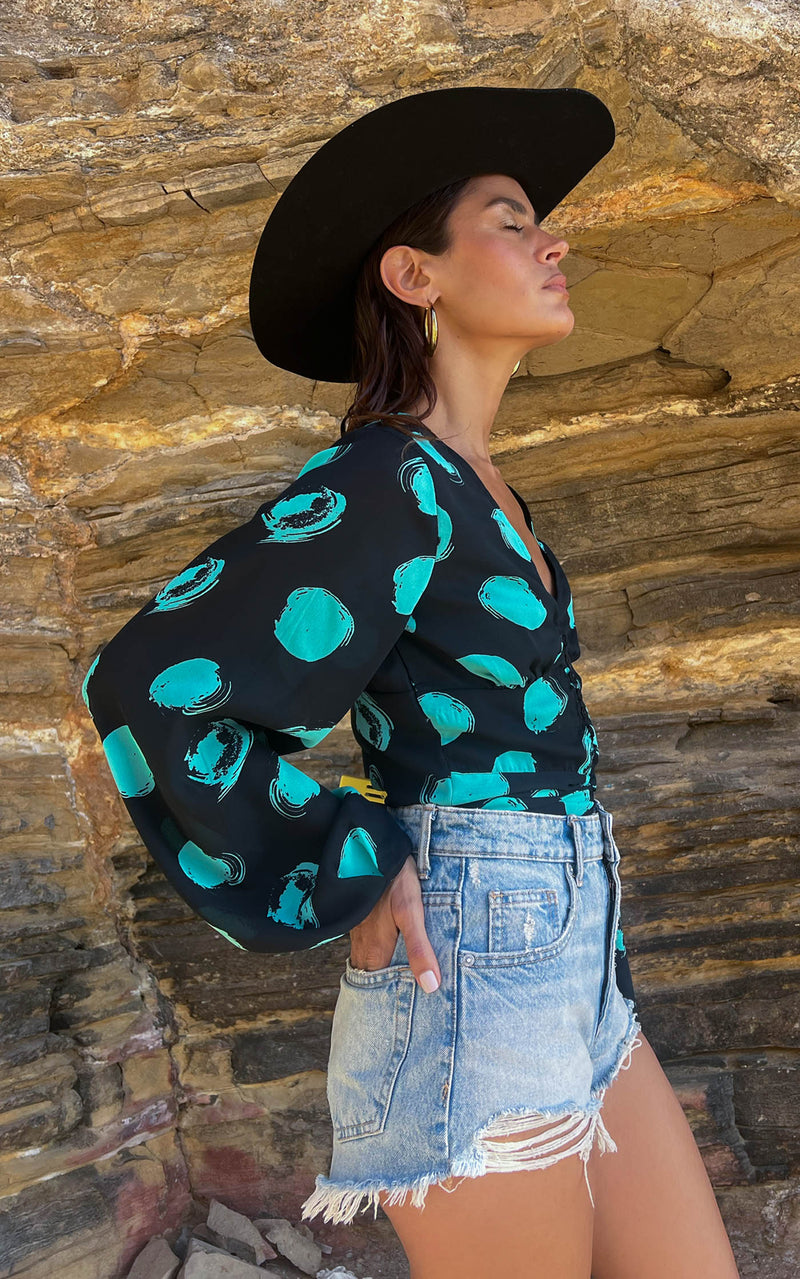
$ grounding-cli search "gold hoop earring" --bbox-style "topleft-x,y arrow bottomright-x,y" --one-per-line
424,305 -> 519,374
423,304 -> 438,356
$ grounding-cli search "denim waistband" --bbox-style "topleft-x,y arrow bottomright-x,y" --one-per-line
386,799 -> 620,887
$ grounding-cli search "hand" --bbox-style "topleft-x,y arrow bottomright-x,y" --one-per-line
349,855 -> 441,993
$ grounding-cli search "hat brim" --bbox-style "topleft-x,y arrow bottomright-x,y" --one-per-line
249,85 -> 615,383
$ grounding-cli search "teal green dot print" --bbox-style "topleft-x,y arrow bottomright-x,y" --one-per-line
185,720 -> 253,799
267,863 -> 320,930
268,756 -> 322,817
492,507 -> 534,560
102,724 -> 155,799
523,676 -> 569,732
150,658 -> 232,713
478,576 -> 548,630
417,691 -> 475,746
178,840 -> 246,888
258,485 -> 347,543
274,585 -> 355,660
337,827 -> 383,879
147,557 -> 226,613
456,654 -> 528,688
353,692 -> 394,751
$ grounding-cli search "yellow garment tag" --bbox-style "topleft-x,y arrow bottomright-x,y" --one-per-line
338,774 -> 388,804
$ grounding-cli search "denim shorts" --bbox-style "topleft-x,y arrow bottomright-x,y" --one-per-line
300,799 -> 643,1227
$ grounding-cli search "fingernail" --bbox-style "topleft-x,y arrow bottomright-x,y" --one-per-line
419,969 -> 439,993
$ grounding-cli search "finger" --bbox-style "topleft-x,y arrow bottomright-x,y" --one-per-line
349,925 -> 400,973
398,908 -> 440,993
389,857 -> 441,993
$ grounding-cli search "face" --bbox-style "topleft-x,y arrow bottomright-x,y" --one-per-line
382,173 -> 573,356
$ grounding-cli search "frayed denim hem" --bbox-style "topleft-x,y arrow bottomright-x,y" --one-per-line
300,1004 -> 644,1226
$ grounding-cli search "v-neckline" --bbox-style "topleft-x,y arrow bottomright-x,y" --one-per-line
413,430 -> 561,609
506,484 -> 562,607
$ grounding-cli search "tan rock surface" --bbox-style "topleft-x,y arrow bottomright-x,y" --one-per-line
2,2 -> 799,1276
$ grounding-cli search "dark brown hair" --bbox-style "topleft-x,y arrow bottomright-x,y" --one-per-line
339,176 -> 474,444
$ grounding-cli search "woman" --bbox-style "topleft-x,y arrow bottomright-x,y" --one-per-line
84,88 -> 740,1278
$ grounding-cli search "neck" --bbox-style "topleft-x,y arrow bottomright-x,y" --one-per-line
405,349 -> 516,464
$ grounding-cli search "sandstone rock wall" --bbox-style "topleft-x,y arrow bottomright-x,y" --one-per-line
1,2 -> 798,1276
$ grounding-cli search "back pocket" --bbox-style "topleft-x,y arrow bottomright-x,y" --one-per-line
327,965 -> 416,1141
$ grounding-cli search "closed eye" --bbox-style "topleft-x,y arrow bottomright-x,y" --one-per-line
503,223 -> 524,233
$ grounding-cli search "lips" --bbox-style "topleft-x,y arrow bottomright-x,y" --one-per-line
543,273 -> 568,291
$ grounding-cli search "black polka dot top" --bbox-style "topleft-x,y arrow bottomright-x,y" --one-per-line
83,419 -> 621,961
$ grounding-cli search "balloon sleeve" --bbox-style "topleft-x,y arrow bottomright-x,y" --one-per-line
82,428 -> 440,953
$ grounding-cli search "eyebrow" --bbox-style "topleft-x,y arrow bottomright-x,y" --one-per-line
484,196 -> 541,225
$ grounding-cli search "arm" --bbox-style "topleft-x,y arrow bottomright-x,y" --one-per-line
82,429 -> 440,953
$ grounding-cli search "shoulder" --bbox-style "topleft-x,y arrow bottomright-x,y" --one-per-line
298,421 -> 426,472
292,422 -> 437,506
244,423 -> 441,548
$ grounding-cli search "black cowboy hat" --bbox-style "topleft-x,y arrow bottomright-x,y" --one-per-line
248,85 -> 615,384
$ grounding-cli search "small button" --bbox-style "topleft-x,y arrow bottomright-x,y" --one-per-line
463,954 -> 475,966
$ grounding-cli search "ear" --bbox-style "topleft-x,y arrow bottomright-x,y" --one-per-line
379,243 -> 435,309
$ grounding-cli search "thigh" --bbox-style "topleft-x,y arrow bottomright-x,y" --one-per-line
588,1031 -> 740,1279
378,1131 -> 593,1279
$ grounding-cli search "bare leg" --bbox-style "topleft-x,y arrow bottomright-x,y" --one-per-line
377,1028 -> 739,1279
589,1031 -> 740,1279
378,1121 -> 594,1279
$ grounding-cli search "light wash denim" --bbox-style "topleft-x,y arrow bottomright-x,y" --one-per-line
300,799 -> 643,1226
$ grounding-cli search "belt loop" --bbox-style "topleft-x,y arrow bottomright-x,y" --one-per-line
595,799 -> 618,864
566,813 -> 584,886
417,804 -> 436,879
